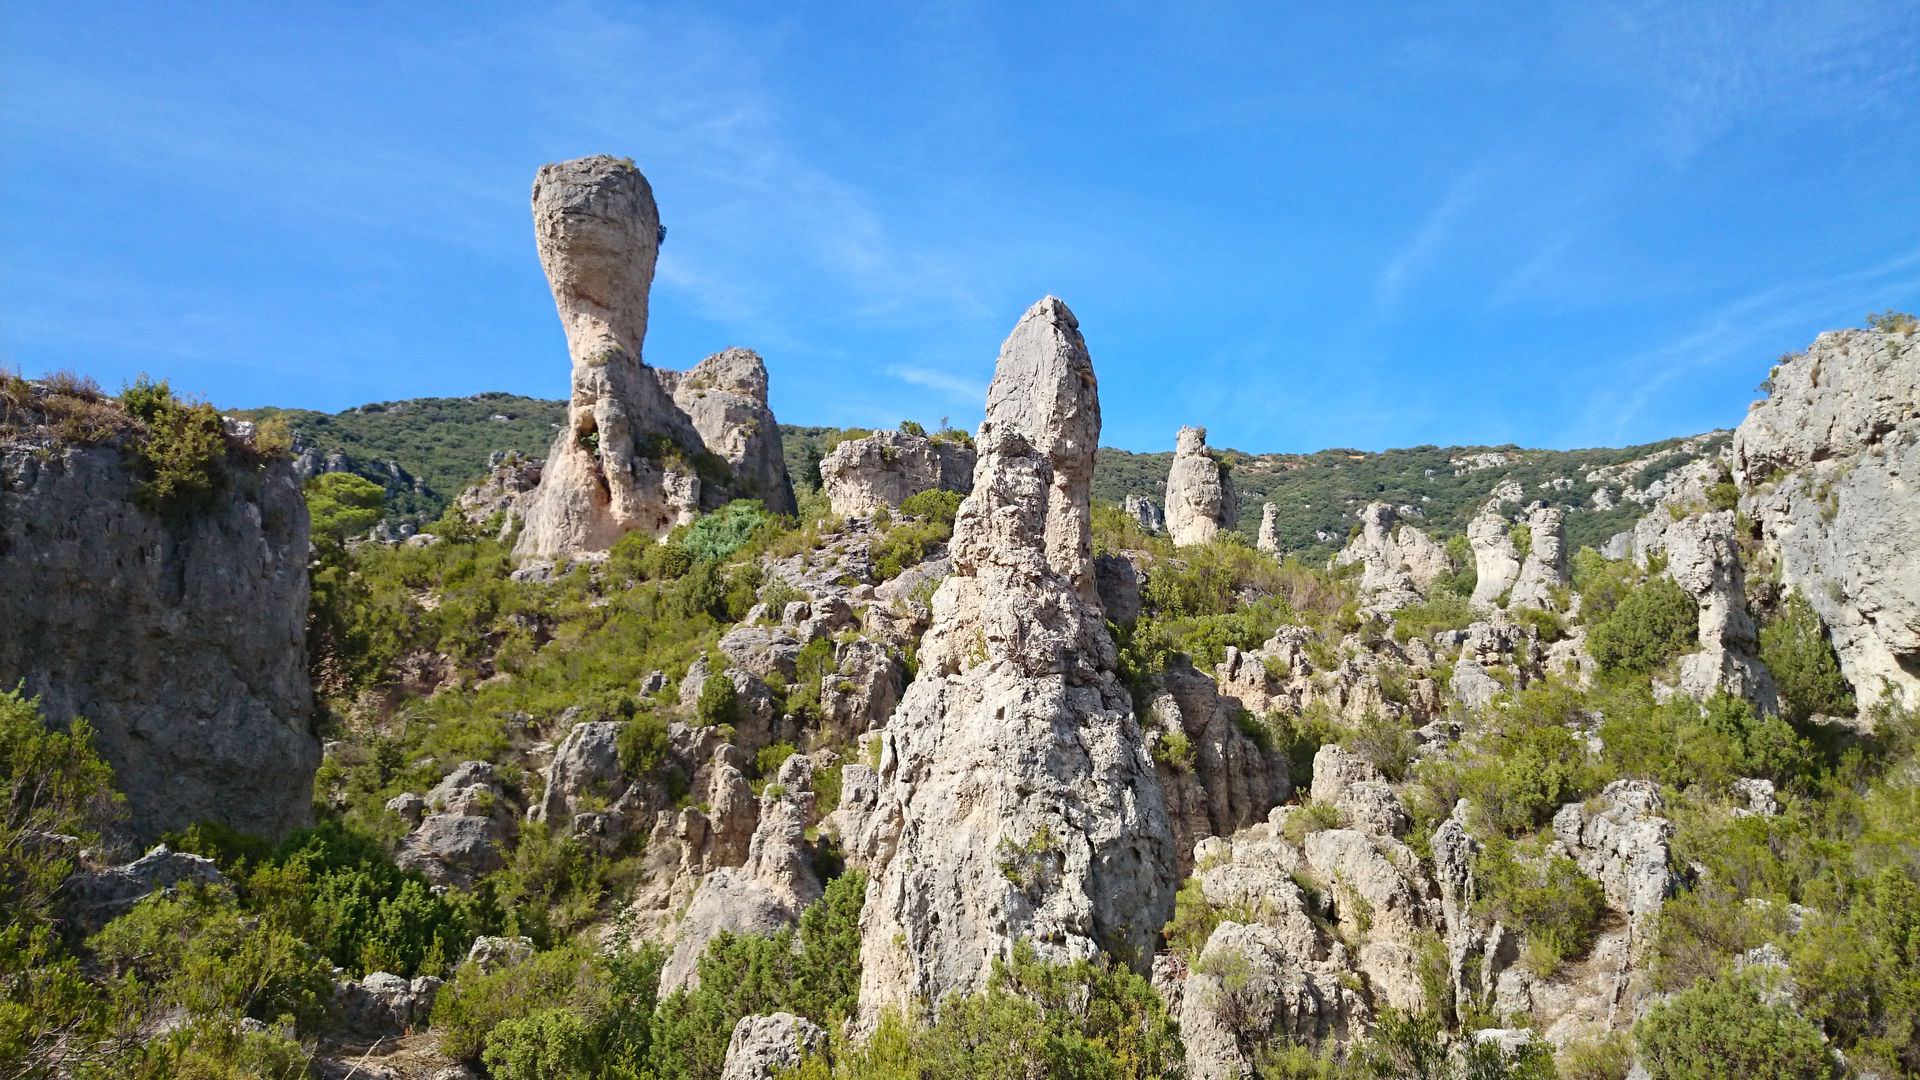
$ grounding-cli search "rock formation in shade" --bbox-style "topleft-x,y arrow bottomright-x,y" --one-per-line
513,155 -> 791,558
1335,502 -> 1450,616
1165,425 -> 1234,547
854,297 -> 1175,1021
818,428 -> 975,518
1734,325 -> 1920,708
1506,503 -> 1569,610
663,348 -> 796,515
1257,502 -> 1281,554
0,396 -> 317,840
1122,493 -> 1164,535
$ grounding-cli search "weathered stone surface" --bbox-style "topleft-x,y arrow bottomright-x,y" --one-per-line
720,1012 -> 827,1080
331,971 -> 440,1039
1123,494 -> 1164,535
1257,502 -> 1280,554
514,155 -> 790,558
394,762 -> 516,888
662,755 -> 822,994
60,844 -> 228,933
452,451 -> 542,534
1551,780 -> 1677,927
1468,500 -> 1521,610
1165,426 -> 1234,547
1145,657 -> 1289,874
1507,504 -> 1568,610
1628,506 -> 1775,709
665,348 -> 794,514
1335,502 -> 1449,616
1734,326 -> 1920,708
819,428 -> 974,518
1309,745 -> 1409,838
0,407 -> 317,841
463,935 -> 534,974
858,298 -> 1175,1020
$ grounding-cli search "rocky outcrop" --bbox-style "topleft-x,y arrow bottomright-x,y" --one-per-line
1551,780 -> 1677,928
857,298 -> 1175,1020
662,754 -> 823,994
1165,426 -> 1234,547
721,1013 -> 827,1080
818,428 -> 975,518
60,844 -> 229,933
0,400 -> 317,841
1734,325 -> 1920,707
1467,500 -> 1521,611
451,450 -> 542,533
664,348 -> 795,514
1257,502 -> 1280,554
394,762 -> 517,888
1628,503 -> 1775,708
1335,502 -> 1450,616
514,155 -> 791,558
1123,494 -> 1164,535
331,971 -> 441,1040
1507,504 -> 1568,611
1142,657 -> 1289,874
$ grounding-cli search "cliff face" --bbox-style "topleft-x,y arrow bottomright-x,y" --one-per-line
0,407 -> 318,840
1735,326 -> 1920,708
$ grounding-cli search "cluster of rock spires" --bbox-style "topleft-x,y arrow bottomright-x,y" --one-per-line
514,155 -> 793,560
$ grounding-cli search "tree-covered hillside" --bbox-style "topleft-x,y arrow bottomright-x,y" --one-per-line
242,394 -> 1723,556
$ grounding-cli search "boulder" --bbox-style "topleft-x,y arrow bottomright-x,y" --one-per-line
664,348 -> 795,514
331,971 -> 441,1039
1165,426 -> 1234,547
1467,500 -> 1521,610
60,844 -> 228,933
1551,780 -> 1677,927
818,428 -> 975,518
720,1012 -> 828,1080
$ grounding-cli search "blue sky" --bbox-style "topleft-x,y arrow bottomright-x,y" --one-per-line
3,2 -> 1917,453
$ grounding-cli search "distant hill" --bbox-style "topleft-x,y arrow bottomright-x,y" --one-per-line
242,394 -> 1723,555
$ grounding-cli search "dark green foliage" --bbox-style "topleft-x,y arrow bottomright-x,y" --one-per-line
0,688 -> 122,923
1391,593 -> 1475,644
647,870 -> 867,1079
1417,678 -> 1600,836
1570,547 -> 1640,623
616,712 -> 670,775
1587,574 -> 1698,675
791,939 -> 1181,1080
1758,593 -> 1854,724
695,669 -> 741,728
1598,688 -> 1815,793
236,394 -> 566,525
1475,837 -> 1608,975
1635,973 -> 1835,1079
871,488 -> 961,580
305,472 -> 386,546
121,376 -> 230,513
679,500 -> 773,563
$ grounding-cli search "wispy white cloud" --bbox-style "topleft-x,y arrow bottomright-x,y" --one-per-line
1375,168 -> 1488,309
883,364 -> 986,403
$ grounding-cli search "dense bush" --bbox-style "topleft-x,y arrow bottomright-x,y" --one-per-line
121,376 -> 231,513
305,472 -> 386,546
680,500 -> 775,563
1475,838 -> 1608,975
871,488 -> 960,580
1416,679 -> 1599,836
1598,688 -> 1815,794
1758,592 -> 1854,724
1587,574 -> 1698,675
1635,973 -> 1835,1079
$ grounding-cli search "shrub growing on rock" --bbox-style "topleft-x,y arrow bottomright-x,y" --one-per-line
1758,592 -> 1854,724
1635,972 -> 1835,1079
1587,574 -> 1698,675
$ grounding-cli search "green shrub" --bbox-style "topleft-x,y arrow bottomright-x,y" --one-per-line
434,945 -> 604,1063
1423,678 -> 1599,835
1512,605 -> 1567,642
1475,838 -> 1607,976
1391,593 -> 1475,643
1598,688 -> 1814,793
1587,574 -> 1698,674
1635,972 -> 1835,1079
1152,729 -> 1195,772
616,713 -> 671,775
755,741 -> 798,781
679,500 -> 772,564
1759,593 -> 1854,724
305,472 -> 386,546
120,376 -> 230,513
695,669 -> 741,728
482,1006 -> 596,1080
0,688 -> 122,924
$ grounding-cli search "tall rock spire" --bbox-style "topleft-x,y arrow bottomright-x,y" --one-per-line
856,297 -> 1175,1020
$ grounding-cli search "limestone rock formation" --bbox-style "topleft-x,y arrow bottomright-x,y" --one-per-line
1257,501 -> 1281,554
664,347 -> 795,514
1335,502 -> 1450,616
394,762 -> 518,888
1551,780 -> 1678,928
60,844 -> 229,933
720,1013 -> 828,1080
857,298 -> 1175,1020
1627,501 -> 1775,708
1467,500 -> 1522,610
1734,325 -> 1920,707
452,451 -> 543,535
1123,493 -> 1164,535
0,398 -> 317,840
332,971 -> 442,1040
514,155 -> 792,558
1142,657 -> 1289,874
1507,504 -> 1569,610
1165,426 -> 1234,547
818,428 -> 975,518
662,755 -> 823,994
